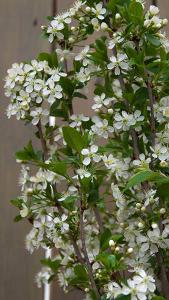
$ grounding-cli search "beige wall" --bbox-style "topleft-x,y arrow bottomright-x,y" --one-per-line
0,1 -> 50,299
0,1 -> 168,300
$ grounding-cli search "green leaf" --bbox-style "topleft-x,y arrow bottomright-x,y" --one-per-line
116,295 -> 131,300
14,215 -> 23,222
60,77 -> 75,97
151,297 -> 165,300
73,92 -> 88,99
70,264 -> 88,286
146,34 -> 161,47
62,126 -> 88,153
74,265 -> 88,281
40,159 -> 68,177
41,258 -> 61,272
11,198 -> 23,208
97,253 -> 116,269
129,1 -> 143,24
100,229 -> 112,251
124,170 -> 158,191
15,141 -> 39,162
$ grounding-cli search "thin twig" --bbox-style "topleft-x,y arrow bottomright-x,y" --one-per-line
93,206 -> 104,233
37,121 -> 48,160
146,77 -> 156,147
80,199 -> 100,299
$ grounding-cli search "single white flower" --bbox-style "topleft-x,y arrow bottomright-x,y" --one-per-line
108,54 -> 129,75
81,145 -> 101,166
30,108 -> 49,125
91,3 -> 106,20
114,111 -> 136,131
92,93 -> 113,110
91,117 -> 114,138
76,168 -> 91,179
75,46 -> 90,66
150,144 -> 169,161
70,114 -> 89,127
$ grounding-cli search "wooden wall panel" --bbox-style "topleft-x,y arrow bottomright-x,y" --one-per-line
158,0 -> 169,34
0,1 -> 51,300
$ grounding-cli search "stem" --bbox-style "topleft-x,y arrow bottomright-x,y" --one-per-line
93,206 -> 104,233
80,199 -> 100,299
130,129 -> 140,159
146,77 -> 156,147
37,121 -> 48,160
152,0 -> 157,5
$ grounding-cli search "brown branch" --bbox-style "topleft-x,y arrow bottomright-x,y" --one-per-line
146,78 -> 156,147
80,199 -> 100,299
37,121 -> 48,160
93,206 -> 104,233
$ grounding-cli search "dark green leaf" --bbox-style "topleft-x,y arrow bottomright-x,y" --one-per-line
62,126 -> 88,152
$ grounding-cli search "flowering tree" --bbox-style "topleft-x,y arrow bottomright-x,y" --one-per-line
4,0 -> 169,299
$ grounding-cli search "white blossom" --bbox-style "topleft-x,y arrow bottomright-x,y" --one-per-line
70,114 -> 89,127
30,108 -> 49,125
81,145 -> 101,166
107,54 -> 129,75
91,3 -> 106,20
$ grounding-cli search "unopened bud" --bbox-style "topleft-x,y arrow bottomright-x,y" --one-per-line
152,223 -> 158,229
85,6 -> 91,12
160,208 -> 166,214
68,37 -> 75,43
141,206 -> 146,212
160,160 -> 168,167
26,188 -> 33,195
127,247 -> 133,254
163,18 -> 168,26
109,239 -> 115,247
71,26 -> 76,31
115,13 -> 121,20
108,108 -> 113,114
138,222 -> 144,229
101,22 -> 108,30
115,246 -> 120,252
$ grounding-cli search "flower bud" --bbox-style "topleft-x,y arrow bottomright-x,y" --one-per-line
160,208 -> 166,214
163,19 -> 168,26
138,222 -> 144,229
80,17 -> 84,22
163,107 -> 169,117
68,37 -> 75,43
141,206 -> 146,212
152,223 -> 158,229
127,247 -> 133,254
115,13 -> 121,20
101,22 -> 108,30
109,239 -> 115,247
149,5 -> 159,16
71,26 -> 76,32
115,246 -> 120,252
136,203 -> 141,208
108,108 -> 113,114
85,6 -> 91,12
26,187 -> 33,195
85,288 -> 89,292
160,160 -> 168,168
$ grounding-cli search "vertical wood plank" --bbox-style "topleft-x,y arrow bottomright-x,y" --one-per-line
158,0 -> 169,34
0,1 -> 51,300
